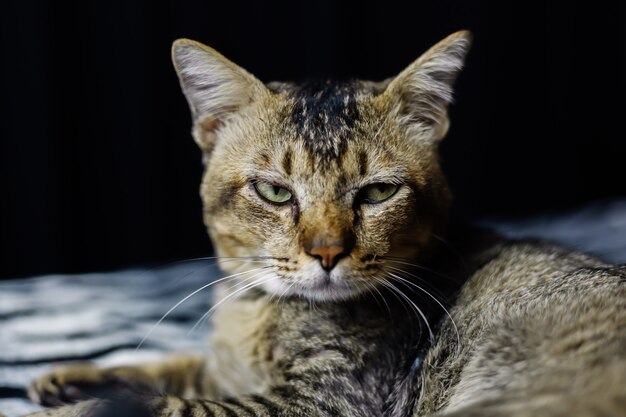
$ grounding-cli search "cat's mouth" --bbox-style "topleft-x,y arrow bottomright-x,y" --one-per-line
263,265 -> 364,302
286,280 -> 361,302
309,271 -> 350,291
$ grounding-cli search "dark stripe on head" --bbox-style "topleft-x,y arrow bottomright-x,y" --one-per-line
290,80 -> 360,163
259,152 -> 271,166
282,149 -> 293,175
358,150 -> 368,176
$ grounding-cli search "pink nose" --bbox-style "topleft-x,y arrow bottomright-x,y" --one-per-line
309,245 -> 346,271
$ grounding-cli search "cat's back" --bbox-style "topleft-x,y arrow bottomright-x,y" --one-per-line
416,240 -> 626,416
458,240 -> 624,316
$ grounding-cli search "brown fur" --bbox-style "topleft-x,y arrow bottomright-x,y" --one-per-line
414,243 -> 626,417
25,30 -> 626,417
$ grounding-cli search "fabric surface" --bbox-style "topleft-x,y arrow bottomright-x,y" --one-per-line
1,199 -> 625,416
0,264 -> 219,416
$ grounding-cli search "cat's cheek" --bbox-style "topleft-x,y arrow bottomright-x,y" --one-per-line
261,278 -> 293,297
354,212 -> 393,256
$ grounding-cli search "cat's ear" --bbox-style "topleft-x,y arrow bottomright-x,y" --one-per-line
385,30 -> 472,141
172,39 -> 268,152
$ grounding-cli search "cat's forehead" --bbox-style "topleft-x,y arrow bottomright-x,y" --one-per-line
290,80 -> 360,149
268,79 -> 385,165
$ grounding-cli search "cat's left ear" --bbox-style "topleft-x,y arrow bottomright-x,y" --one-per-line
385,30 -> 472,141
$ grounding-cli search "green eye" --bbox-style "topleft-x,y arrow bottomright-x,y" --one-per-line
360,183 -> 399,204
254,181 -> 293,204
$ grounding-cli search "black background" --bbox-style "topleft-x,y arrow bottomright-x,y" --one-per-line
1,1 -> 625,279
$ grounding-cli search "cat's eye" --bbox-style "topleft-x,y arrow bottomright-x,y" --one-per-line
359,183 -> 399,204
254,181 -> 293,204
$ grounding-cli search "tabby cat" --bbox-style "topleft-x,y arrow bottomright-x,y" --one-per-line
25,31 -> 626,417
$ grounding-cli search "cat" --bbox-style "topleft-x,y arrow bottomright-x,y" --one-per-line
24,30 -> 626,417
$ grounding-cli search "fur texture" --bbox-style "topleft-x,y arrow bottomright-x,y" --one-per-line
409,241 -> 626,417
24,31 -> 626,417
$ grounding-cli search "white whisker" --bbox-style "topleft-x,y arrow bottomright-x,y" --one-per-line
128,255 -> 272,282
382,258 -> 460,284
374,276 -> 413,320
361,278 -> 392,317
165,258 -> 269,289
188,273 -> 279,334
380,275 -> 434,341
277,280 -> 298,310
387,271 -> 461,351
385,265 -> 449,300
136,266 -> 269,350
429,233 -> 469,272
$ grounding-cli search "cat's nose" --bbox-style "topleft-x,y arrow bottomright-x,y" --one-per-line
308,245 -> 348,271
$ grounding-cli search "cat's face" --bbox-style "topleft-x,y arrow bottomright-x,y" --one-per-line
173,32 -> 471,301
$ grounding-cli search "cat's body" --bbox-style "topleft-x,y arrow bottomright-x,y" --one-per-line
412,240 -> 626,417
24,31 -> 626,417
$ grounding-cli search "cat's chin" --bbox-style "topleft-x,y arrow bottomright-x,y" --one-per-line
262,275 -> 364,302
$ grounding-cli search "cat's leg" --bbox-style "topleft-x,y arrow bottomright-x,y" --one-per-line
25,388 -> 376,417
28,355 -> 208,406
26,363 -> 381,417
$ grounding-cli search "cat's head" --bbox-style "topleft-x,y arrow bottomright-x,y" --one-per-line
172,31 -> 471,301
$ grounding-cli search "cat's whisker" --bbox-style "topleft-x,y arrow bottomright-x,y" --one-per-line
188,273 -> 279,334
179,255 -> 274,262
356,277 -> 391,317
374,277 -> 422,334
384,265 -> 449,300
209,268 -> 275,309
311,296 -> 320,313
360,279 -> 382,309
276,280 -> 298,310
267,284 -> 280,304
360,278 -> 392,317
136,266 -> 270,350
387,272 -> 461,351
188,270 -> 278,328
135,255 -> 270,270
166,258 -> 269,289
429,233 -> 470,273
267,272 -> 292,305
381,257 -> 461,284
380,275 -> 434,342
189,273 -> 277,334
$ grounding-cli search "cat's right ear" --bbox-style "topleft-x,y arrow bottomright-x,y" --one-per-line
172,39 -> 268,153
384,30 -> 472,142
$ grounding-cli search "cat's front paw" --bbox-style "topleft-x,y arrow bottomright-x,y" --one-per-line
28,363 -> 125,407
